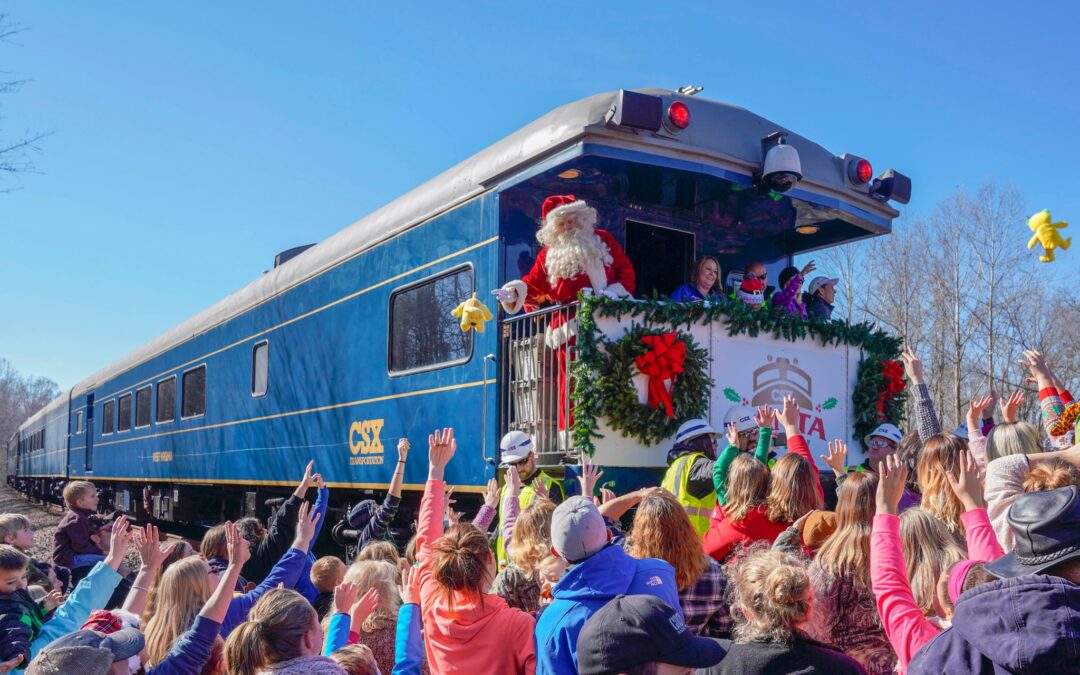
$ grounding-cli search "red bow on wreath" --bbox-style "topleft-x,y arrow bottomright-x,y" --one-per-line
635,332 -> 687,419
877,360 -> 906,418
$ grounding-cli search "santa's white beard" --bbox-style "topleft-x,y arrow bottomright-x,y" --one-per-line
540,224 -> 613,283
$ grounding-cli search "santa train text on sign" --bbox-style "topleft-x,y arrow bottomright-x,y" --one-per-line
8,88 -> 910,527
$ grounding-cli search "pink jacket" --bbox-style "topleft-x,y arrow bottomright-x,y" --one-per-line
870,508 -> 1004,672
416,479 -> 536,675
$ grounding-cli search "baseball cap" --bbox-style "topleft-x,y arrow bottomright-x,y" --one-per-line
674,418 -> 716,445
863,423 -> 903,447
499,430 -> 534,467
985,486 -> 1080,578
723,405 -> 756,434
577,594 -> 727,674
808,277 -> 839,295
551,496 -> 608,564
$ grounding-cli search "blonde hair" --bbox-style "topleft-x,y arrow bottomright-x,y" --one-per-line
343,560 -> 400,631
626,491 -> 708,592
724,455 -> 769,522
727,546 -> 812,644
311,556 -> 347,593
62,480 -> 96,509
0,515 -> 31,543
766,453 -> 823,524
1023,458 -> 1080,493
330,643 -> 379,675
508,500 -> 556,580
814,472 -> 877,589
144,557 -> 213,666
987,422 -> 1042,462
200,525 -> 228,561
224,589 -> 317,675
356,540 -> 401,567
917,433 -> 968,532
900,508 -> 965,616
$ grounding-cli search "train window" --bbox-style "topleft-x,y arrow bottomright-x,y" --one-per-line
388,265 -> 474,374
157,377 -> 176,423
75,411 -> 83,434
182,365 -> 206,419
102,400 -> 115,435
252,341 -> 269,397
118,394 -> 132,432
135,386 -> 152,428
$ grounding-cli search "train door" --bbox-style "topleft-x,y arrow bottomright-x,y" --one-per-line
84,393 -> 94,472
624,220 -> 695,298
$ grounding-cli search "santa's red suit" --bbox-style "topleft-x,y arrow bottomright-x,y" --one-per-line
495,195 -> 636,430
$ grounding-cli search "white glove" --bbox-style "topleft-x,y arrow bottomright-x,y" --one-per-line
579,287 -> 595,298
599,289 -> 621,300
491,287 -> 517,303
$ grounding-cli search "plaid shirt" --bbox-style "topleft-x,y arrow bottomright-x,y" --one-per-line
680,557 -> 733,638
913,383 -> 942,442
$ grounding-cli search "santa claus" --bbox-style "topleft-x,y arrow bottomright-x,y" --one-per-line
493,194 -> 636,430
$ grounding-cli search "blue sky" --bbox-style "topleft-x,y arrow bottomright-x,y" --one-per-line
3,2 -> 1078,390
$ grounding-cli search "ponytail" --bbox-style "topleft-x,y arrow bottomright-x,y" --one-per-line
429,523 -> 493,614
224,588 -> 317,675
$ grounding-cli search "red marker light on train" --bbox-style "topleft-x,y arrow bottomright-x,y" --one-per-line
843,154 -> 873,186
667,101 -> 690,130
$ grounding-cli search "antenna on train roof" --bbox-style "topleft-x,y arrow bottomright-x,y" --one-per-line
676,85 -> 704,96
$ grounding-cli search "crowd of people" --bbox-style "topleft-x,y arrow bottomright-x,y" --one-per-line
3,293 -> 1080,673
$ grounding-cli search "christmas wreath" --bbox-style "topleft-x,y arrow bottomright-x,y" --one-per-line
594,324 -> 712,446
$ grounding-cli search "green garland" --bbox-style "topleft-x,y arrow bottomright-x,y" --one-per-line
571,295 -> 907,455
596,325 -> 712,446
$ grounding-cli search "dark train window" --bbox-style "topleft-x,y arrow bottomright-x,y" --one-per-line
135,386 -> 152,428
182,366 -> 206,419
157,377 -> 176,423
389,266 -> 474,374
102,400 -> 115,435
118,394 -> 132,432
252,341 -> 269,397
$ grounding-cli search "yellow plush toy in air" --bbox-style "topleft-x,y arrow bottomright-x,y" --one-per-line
1027,209 -> 1071,263
451,292 -> 493,333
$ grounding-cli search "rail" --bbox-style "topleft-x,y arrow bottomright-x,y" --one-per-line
498,302 -> 578,467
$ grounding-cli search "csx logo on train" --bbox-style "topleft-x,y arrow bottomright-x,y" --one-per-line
349,419 -> 385,460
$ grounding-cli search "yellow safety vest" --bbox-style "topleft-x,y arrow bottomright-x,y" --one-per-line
661,452 -> 716,536
496,471 -> 562,567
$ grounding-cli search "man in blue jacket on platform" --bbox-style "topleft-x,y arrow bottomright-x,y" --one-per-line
535,496 -> 682,675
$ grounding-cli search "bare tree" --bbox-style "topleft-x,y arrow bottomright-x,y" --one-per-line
0,359 -> 60,460
0,14 -> 49,190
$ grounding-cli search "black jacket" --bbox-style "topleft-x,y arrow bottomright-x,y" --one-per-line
241,495 -> 303,584
699,635 -> 867,675
0,589 -> 45,664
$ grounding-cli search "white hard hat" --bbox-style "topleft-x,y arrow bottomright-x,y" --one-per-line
723,406 -> 756,433
499,430 -> 534,467
863,423 -> 903,447
675,418 -> 716,445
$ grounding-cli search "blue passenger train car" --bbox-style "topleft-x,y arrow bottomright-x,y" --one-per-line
8,88 -> 909,527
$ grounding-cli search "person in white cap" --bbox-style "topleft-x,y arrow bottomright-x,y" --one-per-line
495,430 -> 564,567
660,418 -> 720,535
806,276 -> 839,320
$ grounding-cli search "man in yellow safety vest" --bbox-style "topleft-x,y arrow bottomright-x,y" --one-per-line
496,430 -> 565,567
660,418 -> 720,536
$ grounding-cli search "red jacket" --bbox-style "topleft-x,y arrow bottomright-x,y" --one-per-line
703,504 -> 788,562
521,229 -> 635,308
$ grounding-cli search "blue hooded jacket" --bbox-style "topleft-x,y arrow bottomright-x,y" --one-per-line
908,574 -> 1080,674
535,544 -> 681,675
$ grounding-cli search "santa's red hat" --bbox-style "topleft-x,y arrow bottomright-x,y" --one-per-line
541,194 -> 592,228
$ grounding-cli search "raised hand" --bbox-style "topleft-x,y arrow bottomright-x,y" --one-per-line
294,460 -> 315,497
799,260 -> 817,278
293,501 -> 321,550
399,564 -> 417,605
134,523 -> 170,569
726,422 -> 739,448
947,450 -> 984,511
105,515 -> 132,571
226,520 -> 252,569
428,428 -> 457,480
775,395 -> 801,435
1019,350 -> 1052,387
313,473 -> 325,491
967,396 -> 994,427
1001,390 -> 1025,423
532,477 -> 550,502
579,459 -> 604,499
43,589 -> 63,612
483,478 -> 499,509
398,438 -> 411,463
599,487 -> 616,504
349,587 -> 381,629
753,405 -> 773,430
506,466 -> 524,497
333,580 -> 360,615
820,439 -> 847,476
901,347 -> 925,385
876,454 -> 908,516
